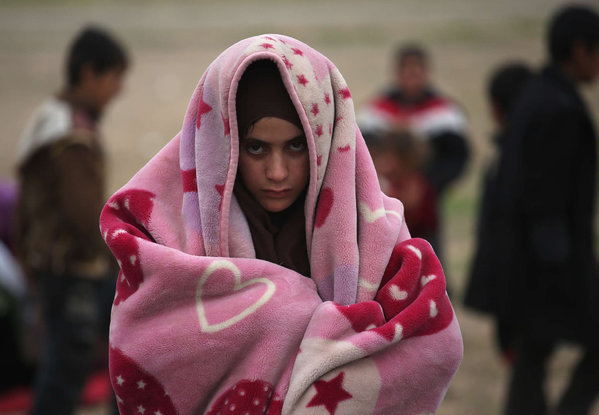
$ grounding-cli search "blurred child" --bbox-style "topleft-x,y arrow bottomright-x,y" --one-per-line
0,178 -> 35,393
0,179 -> 17,249
359,43 -> 470,261
464,62 -> 533,362
15,25 -> 128,415
367,129 -> 437,242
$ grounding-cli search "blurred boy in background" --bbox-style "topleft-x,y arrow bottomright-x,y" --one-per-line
359,43 -> 469,268
15,25 -> 128,414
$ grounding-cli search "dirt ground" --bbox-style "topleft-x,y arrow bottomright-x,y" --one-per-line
1,0 -> 599,414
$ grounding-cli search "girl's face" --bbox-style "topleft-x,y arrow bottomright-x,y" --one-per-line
239,117 -> 309,213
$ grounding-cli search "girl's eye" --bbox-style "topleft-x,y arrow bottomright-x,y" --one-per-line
245,142 -> 264,155
288,140 -> 307,152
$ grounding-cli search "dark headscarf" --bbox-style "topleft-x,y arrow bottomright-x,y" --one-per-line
234,181 -> 310,277
236,59 -> 302,138
234,59 -> 310,277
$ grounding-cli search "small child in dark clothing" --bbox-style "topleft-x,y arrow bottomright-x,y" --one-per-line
465,61 -> 533,361
366,129 -> 437,242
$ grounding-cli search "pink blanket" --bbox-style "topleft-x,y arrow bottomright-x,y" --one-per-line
101,34 -> 462,415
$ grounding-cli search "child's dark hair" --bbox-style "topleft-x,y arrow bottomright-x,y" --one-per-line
547,5 -> 599,63
66,25 -> 129,87
394,43 -> 429,68
488,62 -> 533,117
366,128 -> 428,169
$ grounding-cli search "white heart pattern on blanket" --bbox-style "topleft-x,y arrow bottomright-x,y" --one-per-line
196,260 -> 276,333
359,201 -> 402,224
389,284 -> 408,301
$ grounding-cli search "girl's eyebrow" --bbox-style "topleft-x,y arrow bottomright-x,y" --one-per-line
286,134 -> 307,143
242,134 -> 306,143
241,137 -> 265,143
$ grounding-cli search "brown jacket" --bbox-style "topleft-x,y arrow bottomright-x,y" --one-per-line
16,97 -> 110,277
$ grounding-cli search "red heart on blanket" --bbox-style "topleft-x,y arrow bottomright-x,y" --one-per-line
111,235 -> 141,305
315,187 -> 334,228
110,346 -> 177,415
102,189 -> 156,305
336,239 -> 454,342
106,189 -> 155,227
373,239 -> 453,340
207,379 -> 283,415
336,302 -> 386,333
196,259 -> 276,333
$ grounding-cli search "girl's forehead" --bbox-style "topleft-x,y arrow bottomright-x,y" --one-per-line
245,117 -> 304,144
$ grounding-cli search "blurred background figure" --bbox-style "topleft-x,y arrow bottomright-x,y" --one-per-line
359,43 -> 470,297
14,26 -> 128,415
358,42 -> 470,268
366,129 -> 438,243
468,5 -> 599,415
0,179 -> 17,250
359,43 -> 471,199
0,178 -> 35,394
464,61 -> 534,362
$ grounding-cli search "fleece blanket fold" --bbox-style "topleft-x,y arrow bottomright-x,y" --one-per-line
101,34 -> 462,415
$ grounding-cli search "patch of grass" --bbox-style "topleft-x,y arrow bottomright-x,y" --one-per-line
423,16 -> 544,47
443,185 -> 478,220
508,16 -> 544,37
426,21 -> 495,45
311,25 -> 389,46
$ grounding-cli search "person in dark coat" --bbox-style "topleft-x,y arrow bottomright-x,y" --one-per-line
464,62 -> 533,361
466,5 -> 599,415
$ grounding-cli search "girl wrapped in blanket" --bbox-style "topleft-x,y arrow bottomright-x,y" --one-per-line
100,34 -> 463,415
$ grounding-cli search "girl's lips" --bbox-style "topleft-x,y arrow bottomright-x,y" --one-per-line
262,189 -> 291,198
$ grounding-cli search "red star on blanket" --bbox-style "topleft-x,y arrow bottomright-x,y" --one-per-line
338,145 -> 350,153
315,124 -> 323,137
282,55 -> 293,70
311,103 -> 320,116
339,87 -> 352,100
297,74 -> 309,86
292,48 -> 304,56
196,90 -> 213,129
306,372 -> 352,415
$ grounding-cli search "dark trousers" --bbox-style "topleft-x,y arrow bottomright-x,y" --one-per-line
29,271 -> 115,415
505,324 -> 599,415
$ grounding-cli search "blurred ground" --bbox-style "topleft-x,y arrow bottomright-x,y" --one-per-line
1,0 -> 599,414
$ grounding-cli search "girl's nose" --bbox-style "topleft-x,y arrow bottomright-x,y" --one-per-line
266,153 -> 289,182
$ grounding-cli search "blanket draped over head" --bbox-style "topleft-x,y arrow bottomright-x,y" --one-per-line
101,34 -> 463,415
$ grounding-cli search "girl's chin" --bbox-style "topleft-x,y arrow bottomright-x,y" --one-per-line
261,199 -> 294,213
